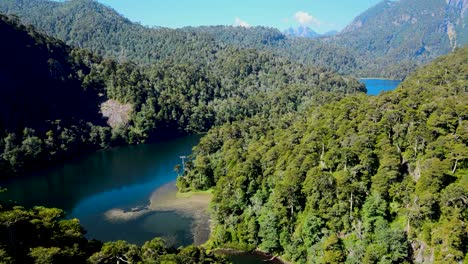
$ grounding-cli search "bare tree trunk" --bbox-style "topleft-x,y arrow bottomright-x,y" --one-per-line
452,159 -> 458,174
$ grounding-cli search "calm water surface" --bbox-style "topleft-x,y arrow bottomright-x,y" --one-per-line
360,78 -> 401,95
0,135 -> 201,246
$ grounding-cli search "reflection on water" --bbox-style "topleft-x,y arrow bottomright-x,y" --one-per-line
0,135 -> 203,246
84,210 -> 194,246
141,211 -> 193,247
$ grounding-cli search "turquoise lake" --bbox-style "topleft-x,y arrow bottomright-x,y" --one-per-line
0,134 -> 277,263
360,78 -> 401,95
0,135 -> 201,246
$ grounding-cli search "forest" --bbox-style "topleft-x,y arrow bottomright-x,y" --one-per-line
180,47 -> 468,263
0,14 -> 364,177
1,0 -> 466,79
0,0 -> 466,263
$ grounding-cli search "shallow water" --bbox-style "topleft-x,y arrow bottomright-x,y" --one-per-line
0,135 -> 203,246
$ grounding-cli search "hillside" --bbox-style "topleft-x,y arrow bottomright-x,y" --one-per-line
0,14 -> 112,175
328,0 -> 468,77
1,0 -> 466,78
0,0 -> 223,64
0,14 -> 365,178
181,47 -> 468,263
0,0 -> 371,77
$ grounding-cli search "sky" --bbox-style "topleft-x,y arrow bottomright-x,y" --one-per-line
96,0 -> 383,33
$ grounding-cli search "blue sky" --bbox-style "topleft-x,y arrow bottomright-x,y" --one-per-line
96,0 -> 382,33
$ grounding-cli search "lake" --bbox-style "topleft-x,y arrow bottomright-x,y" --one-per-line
360,78 -> 401,95
0,135 -> 203,246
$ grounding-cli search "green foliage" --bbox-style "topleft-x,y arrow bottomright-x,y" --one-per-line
0,203 -> 94,264
1,0 -> 465,79
88,240 -> 142,264
0,14 -> 364,178
0,0 -> 359,75
0,200 -> 228,264
182,47 -> 468,262
0,1 -> 467,263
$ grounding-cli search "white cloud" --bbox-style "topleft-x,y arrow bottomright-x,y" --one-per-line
294,11 -> 321,26
234,17 -> 251,28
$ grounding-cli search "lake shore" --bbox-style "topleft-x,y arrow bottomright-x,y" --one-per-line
149,182 -> 213,245
102,181 -> 212,246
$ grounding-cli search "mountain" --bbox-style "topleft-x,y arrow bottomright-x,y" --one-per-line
0,13 -> 120,175
0,0 -> 225,64
284,27 -> 339,38
0,0 -> 362,77
321,30 -> 339,37
181,46 -> 468,263
0,13 -> 365,177
327,0 -> 468,77
0,0 -> 466,79
284,26 -> 321,38
181,25 -> 361,75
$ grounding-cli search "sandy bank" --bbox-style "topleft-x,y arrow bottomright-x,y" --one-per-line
104,207 -> 150,222
103,181 -> 212,245
149,182 -> 212,245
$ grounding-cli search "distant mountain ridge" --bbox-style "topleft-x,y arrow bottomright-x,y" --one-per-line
0,0 -> 361,76
0,0 -> 466,79
283,26 -> 338,39
329,0 -> 467,76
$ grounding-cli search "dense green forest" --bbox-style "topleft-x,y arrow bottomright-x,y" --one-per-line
0,0 -> 360,76
1,1 -> 467,263
0,14 -> 364,177
180,47 -> 468,263
0,195 -> 228,263
1,0 -> 466,79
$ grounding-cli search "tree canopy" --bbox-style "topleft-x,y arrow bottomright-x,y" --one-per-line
1,0 -> 466,79
0,14 -> 364,178
180,46 -> 468,263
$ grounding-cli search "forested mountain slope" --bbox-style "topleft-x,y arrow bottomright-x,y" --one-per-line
181,47 -> 468,263
328,0 -> 468,77
0,0 -> 361,76
2,0 -> 467,79
0,14 -> 364,178
0,0 -> 222,64
0,14 -> 111,175
181,26 -> 362,76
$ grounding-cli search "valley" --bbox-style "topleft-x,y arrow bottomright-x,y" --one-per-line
0,0 -> 466,263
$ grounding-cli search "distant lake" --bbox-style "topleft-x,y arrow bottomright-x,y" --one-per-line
360,79 -> 401,95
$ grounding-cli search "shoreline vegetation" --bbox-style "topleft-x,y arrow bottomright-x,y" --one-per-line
179,47 -> 468,263
104,182 -> 290,263
214,248 -> 289,264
